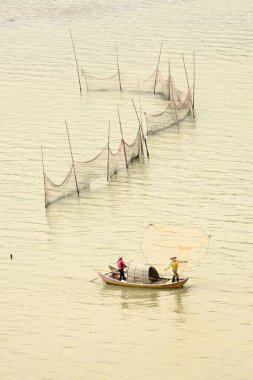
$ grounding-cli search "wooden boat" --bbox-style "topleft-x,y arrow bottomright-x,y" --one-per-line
98,262 -> 188,289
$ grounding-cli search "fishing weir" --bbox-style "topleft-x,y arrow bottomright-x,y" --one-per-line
41,36 -> 195,208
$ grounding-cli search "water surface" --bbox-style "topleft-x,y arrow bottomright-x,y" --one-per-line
0,1 -> 253,379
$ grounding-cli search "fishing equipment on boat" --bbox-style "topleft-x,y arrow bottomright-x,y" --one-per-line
98,261 -> 188,289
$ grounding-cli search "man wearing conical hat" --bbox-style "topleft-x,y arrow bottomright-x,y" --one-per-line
164,257 -> 188,282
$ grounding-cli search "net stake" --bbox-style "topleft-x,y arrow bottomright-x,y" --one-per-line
137,79 -> 148,157
168,60 -> 171,101
69,29 -> 82,95
117,108 -> 128,169
107,121 -> 110,182
182,53 -> 195,118
169,66 -> 179,132
137,77 -> 148,157
154,42 -> 163,94
65,120 -> 80,196
137,77 -> 143,126
41,146 -> 47,208
131,98 -> 149,158
171,86 -> 179,132
116,43 -> 122,92
192,51 -> 195,111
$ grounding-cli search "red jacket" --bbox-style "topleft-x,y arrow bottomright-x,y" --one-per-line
117,258 -> 126,270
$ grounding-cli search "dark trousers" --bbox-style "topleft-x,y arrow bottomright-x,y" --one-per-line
119,268 -> 126,281
172,270 -> 179,282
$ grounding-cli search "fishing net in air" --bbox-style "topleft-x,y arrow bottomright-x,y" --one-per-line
44,127 -> 143,207
141,223 -> 210,275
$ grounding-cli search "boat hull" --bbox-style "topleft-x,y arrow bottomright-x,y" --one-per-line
98,272 -> 188,289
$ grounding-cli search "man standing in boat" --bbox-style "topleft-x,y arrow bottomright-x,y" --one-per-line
164,257 -> 188,282
117,257 -> 127,281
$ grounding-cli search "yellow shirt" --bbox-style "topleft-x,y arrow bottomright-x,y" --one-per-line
166,260 -> 186,271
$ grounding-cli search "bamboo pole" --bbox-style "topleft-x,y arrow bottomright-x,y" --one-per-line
69,29 -> 82,95
139,126 -> 144,157
143,128 -> 149,157
107,122 -> 110,182
116,43 -> 122,92
154,42 -> 163,94
41,146 -> 47,208
169,67 -> 179,132
65,120 -> 80,196
131,98 -> 149,158
171,87 -> 179,133
182,53 -> 194,118
192,51 -> 195,111
137,78 -> 143,126
168,59 -> 171,101
144,112 -> 150,135
136,83 -> 144,158
137,119 -> 144,158
131,98 -> 141,126
117,108 -> 128,169
137,78 -> 149,156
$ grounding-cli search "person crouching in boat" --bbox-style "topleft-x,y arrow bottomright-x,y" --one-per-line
117,257 -> 127,281
164,256 -> 188,282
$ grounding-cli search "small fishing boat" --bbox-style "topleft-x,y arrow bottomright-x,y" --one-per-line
98,262 -> 188,289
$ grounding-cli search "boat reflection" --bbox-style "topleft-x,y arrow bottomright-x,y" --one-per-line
100,284 -> 189,312
119,288 -> 160,309
167,287 -> 189,324
100,285 -> 160,309
171,287 -> 189,314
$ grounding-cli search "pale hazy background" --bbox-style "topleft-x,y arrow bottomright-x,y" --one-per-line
0,1 -> 253,379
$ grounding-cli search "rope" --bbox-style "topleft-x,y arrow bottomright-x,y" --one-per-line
140,223 -> 154,264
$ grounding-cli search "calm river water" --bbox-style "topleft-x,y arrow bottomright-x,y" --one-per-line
0,1 -> 253,379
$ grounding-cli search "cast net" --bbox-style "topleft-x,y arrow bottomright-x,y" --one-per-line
140,223 -> 210,276
44,127 -> 143,207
